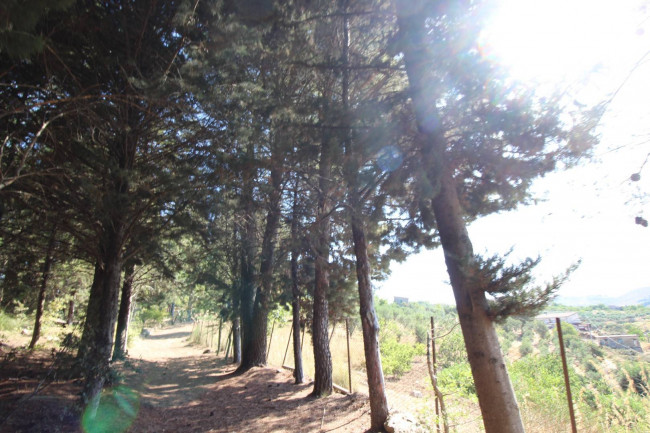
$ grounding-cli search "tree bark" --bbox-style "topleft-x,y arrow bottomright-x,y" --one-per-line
311,128 -> 333,397
66,297 -> 75,326
238,160 -> 282,372
29,223 -> 57,350
112,261 -> 136,361
395,3 -> 524,432
339,0 -> 389,426
351,212 -> 389,430
238,141 -> 258,371
233,316 -> 242,364
432,167 -> 523,433
78,228 -> 124,405
290,186 -> 304,384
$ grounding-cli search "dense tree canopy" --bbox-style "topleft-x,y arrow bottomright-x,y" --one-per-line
0,0 -> 600,431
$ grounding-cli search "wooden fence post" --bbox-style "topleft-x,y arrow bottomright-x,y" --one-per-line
217,317 -> 223,354
225,326 -> 232,362
556,318 -> 578,433
283,324 -> 293,367
266,319 -> 276,363
431,317 -> 440,433
329,321 -> 337,343
346,318 -> 352,393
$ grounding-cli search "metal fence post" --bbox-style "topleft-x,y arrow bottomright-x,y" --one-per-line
556,317 -> 578,433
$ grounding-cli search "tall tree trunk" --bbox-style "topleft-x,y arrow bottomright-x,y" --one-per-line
350,212 -> 389,429
339,1 -> 389,426
78,225 -> 124,406
290,186 -> 304,384
187,293 -> 194,321
238,141 -> 258,371
238,160 -> 282,372
311,128 -> 333,397
0,257 -> 5,305
291,186 -> 305,384
233,316 -> 242,364
66,295 -> 75,326
395,3 -> 524,432
112,261 -> 136,361
432,167 -> 523,433
29,223 -> 57,350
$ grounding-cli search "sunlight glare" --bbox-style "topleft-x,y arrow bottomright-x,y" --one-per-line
480,0 -> 639,88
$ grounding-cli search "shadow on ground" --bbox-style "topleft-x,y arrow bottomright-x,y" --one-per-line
118,354 -> 232,407
1,325 -> 373,433
126,367 -> 371,433
142,331 -> 192,340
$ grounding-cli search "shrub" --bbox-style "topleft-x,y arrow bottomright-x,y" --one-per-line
379,319 -> 424,377
437,326 -> 466,368
438,361 -> 475,396
618,361 -> 649,396
414,323 -> 428,344
0,310 -> 23,332
519,339 -> 533,357
381,338 -> 421,376
533,319 -> 549,339
139,306 -> 165,328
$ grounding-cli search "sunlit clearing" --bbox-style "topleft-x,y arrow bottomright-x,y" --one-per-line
479,0 -> 640,88
82,386 -> 140,433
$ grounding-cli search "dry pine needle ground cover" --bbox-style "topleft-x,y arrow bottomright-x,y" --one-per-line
0,324 -> 374,433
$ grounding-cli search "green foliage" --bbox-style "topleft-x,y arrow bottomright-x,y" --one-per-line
510,353 -> 581,426
511,353 -> 581,396
0,0 -> 75,58
532,319 -> 549,339
553,304 -> 650,335
414,323 -> 428,344
138,306 -> 165,328
625,323 -> 644,339
379,319 -> 425,377
0,308 -> 28,332
618,361 -> 649,396
126,318 -> 143,349
519,339 -> 533,357
380,338 -> 419,377
437,324 -> 466,369
375,299 -> 452,331
471,253 -> 577,322
438,361 -> 476,397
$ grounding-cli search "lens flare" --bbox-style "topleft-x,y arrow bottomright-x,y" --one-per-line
377,145 -> 404,173
82,386 -> 140,433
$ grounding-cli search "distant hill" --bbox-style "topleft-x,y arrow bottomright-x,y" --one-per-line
557,287 -> 650,306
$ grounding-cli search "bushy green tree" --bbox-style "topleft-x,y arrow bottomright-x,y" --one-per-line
393,1 -> 599,430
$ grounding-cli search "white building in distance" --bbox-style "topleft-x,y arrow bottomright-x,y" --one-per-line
535,311 -> 581,327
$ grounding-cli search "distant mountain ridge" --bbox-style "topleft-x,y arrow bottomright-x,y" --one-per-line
557,287 -> 650,306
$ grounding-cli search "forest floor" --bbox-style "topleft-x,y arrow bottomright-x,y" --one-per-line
0,324 -> 374,433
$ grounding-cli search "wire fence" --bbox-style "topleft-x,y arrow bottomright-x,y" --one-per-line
190,317 -> 234,361
187,313 -> 647,433
189,315 -> 467,431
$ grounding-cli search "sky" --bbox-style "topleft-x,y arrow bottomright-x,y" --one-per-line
377,0 -> 650,305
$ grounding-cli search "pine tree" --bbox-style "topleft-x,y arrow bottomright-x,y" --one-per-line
393,1 -> 599,431
12,0 -> 210,405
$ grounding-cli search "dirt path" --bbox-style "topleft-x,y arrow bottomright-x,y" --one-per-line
119,324 -> 228,408
120,324 -> 373,433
